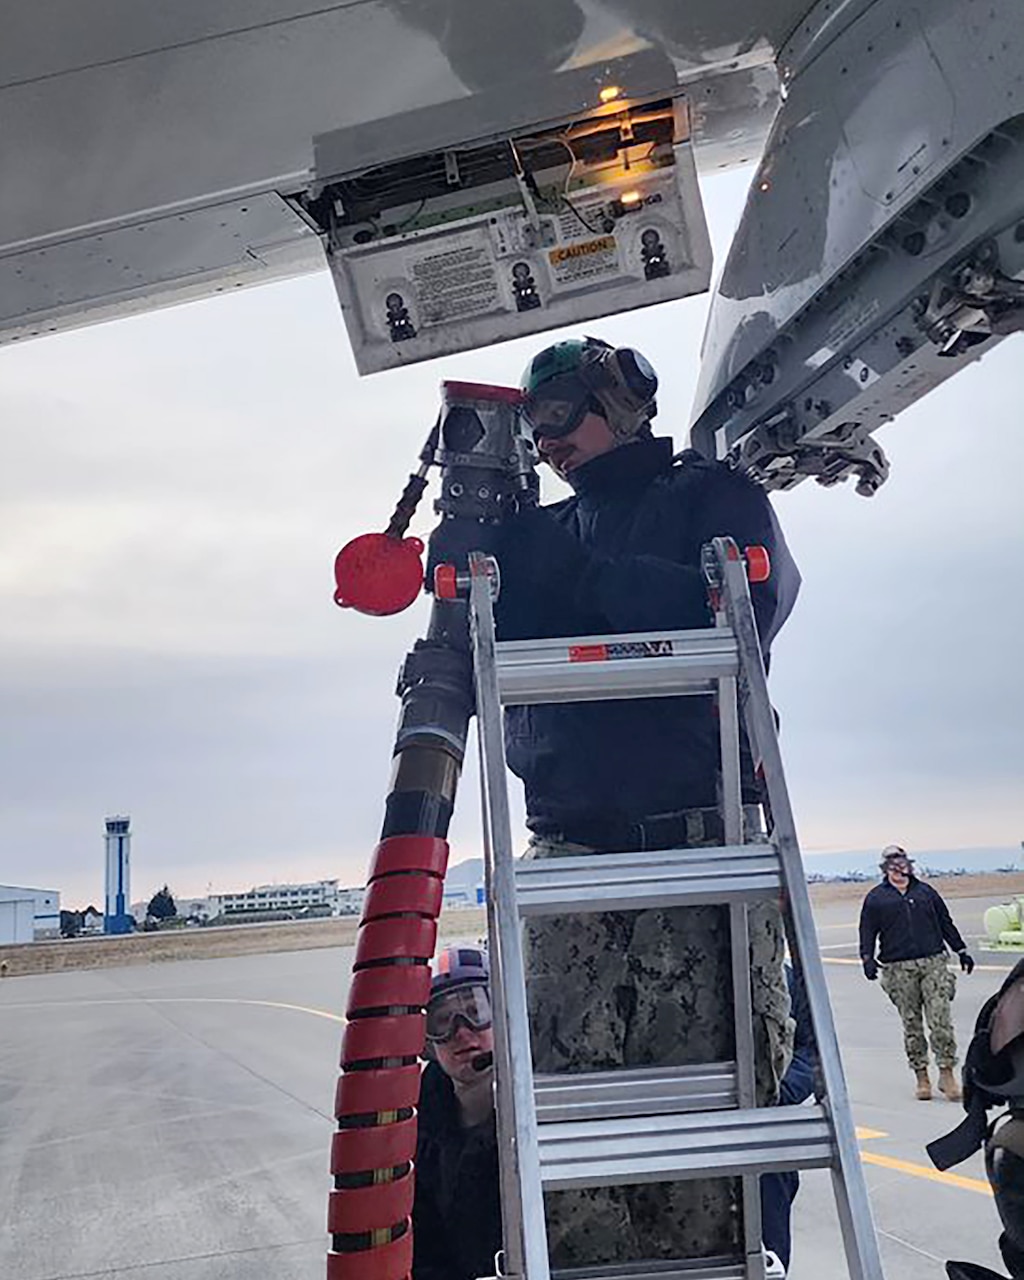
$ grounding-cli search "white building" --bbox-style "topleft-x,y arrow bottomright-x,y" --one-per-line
442,884 -> 486,910
0,884 -> 61,942
173,896 -> 216,922
336,886 -> 366,915
212,878 -> 342,917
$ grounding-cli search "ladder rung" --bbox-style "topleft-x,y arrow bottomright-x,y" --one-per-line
535,1064 -> 738,1124
538,1105 -> 835,1189
515,847 -> 781,916
495,628 -> 738,706
554,1259 -> 747,1280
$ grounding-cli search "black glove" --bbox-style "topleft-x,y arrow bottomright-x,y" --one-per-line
862,957 -> 879,981
425,516 -> 501,593
492,505 -> 596,641
959,950 -> 975,974
495,504 -> 591,593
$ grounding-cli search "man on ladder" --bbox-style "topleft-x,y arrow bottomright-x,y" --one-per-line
432,336 -> 802,1269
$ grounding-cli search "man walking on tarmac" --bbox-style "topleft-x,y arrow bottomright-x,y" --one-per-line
480,336 -> 801,1267
412,945 -> 501,1280
860,845 -> 975,1101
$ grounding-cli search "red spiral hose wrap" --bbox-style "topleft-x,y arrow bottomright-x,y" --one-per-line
327,835 -> 449,1280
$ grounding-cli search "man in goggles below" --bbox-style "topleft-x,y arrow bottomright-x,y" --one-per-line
425,981 -> 492,1046
412,945 -> 502,1280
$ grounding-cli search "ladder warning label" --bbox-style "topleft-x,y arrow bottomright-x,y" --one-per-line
548,235 -> 620,287
569,639 -> 673,662
410,242 -> 500,326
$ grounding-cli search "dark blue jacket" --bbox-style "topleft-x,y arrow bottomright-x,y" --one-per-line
779,964 -> 817,1107
858,875 -> 967,965
498,437 -> 800,837
761,964 -> 818,1269
412,1062 -> 502,1280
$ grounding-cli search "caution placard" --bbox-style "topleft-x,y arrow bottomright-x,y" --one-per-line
547,235 -> 620,287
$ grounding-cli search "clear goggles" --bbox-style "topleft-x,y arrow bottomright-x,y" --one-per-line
522,377 -> 598,441
425,983 -> 492,1044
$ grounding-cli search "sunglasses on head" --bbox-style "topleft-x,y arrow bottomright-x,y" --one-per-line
425,984 -> 492,1044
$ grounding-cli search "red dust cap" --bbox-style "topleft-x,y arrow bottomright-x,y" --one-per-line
334,533 -> 424,616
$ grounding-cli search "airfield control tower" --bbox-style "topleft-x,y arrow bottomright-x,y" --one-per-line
104,816 -> 132,935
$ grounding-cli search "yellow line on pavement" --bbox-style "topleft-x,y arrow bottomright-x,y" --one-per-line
853,1119 -> 991,1196
2,996 -> 346,1023
860,1150 -> 993,1196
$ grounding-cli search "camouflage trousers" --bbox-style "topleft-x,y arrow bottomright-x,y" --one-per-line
879,952 -> 958,1070
523,833 -> 794,1267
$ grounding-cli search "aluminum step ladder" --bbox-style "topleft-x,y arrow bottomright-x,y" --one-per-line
465,539 -> 883,1280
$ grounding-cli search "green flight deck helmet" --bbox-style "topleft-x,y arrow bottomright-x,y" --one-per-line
520,336 -> 658,443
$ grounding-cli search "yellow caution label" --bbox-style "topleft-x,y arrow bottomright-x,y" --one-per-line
549,236 -> 617,265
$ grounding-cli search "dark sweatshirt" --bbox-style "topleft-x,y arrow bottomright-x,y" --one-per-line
859,876 -> 967,965
412,1062 -> 502,1280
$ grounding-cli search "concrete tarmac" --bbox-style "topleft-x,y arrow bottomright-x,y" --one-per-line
0,898 -> 1015,1279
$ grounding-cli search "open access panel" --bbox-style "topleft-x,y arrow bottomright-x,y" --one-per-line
309,98 -> 711,374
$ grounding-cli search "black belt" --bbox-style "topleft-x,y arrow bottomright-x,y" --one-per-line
553,808 -> 725,853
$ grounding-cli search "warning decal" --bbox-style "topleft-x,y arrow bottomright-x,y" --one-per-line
410,242 -> 500,326
547,235 -> 620,287
569,639 -> 674,662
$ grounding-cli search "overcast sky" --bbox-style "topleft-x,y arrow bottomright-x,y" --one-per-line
1,169 -> 1021,907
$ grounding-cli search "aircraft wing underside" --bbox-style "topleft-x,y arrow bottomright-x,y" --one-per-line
0,1 -> 793,345
5,0 -> 1024,494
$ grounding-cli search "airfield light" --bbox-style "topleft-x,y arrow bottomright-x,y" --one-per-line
599,86 -> 623,103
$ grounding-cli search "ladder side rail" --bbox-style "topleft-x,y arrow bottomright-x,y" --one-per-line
717,668 -> 743,846
469,561 -> 551,1280
728,902 -> 763,1280
740,1176 -> 764,1280
715,544 -> 884,1280
479,726 -> 522,1280
717,585 -> 766,1280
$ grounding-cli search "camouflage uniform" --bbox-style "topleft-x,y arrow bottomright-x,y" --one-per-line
523,832 -> 794,1268
879,952 -> 957,1070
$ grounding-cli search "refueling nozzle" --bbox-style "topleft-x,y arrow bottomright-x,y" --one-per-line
333,382 -> 533,617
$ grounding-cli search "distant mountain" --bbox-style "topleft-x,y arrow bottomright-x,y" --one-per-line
446,857 -> 484,888
803,846 -> 1022,877
444,849 -> 1020,889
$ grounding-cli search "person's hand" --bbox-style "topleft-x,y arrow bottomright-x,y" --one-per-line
492,504 -> 594,641
959,950 -> 975,975
495,504 -> 590,593
862,957 -> 879,981
425,516 -> 500,592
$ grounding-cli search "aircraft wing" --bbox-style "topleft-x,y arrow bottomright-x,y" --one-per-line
0,1 -> 792,345
5,1 -> 1024,494
691,0 -> 1024,494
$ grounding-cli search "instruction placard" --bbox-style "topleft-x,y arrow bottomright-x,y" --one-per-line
410,241 -> 500,326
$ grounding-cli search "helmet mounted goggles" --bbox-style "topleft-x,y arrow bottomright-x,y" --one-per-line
521,374 -> 602,441
425,982 -> 492,1044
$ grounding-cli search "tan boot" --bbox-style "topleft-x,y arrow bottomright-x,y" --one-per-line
914,1068 -> 933,1100
938,1066 -> 962,1101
